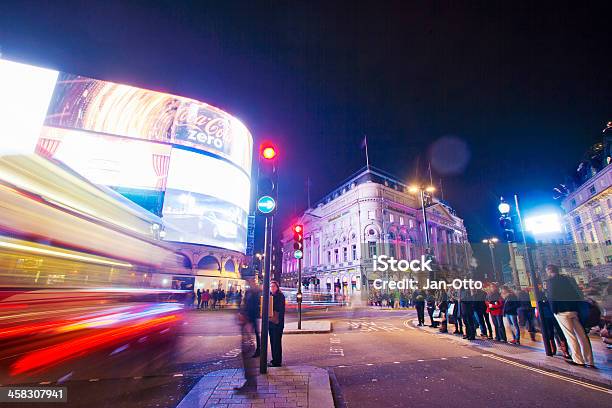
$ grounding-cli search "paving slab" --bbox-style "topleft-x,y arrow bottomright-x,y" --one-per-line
176,365 -> 334,408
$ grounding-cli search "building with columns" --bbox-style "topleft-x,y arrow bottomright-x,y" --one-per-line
280,167 -> 472,295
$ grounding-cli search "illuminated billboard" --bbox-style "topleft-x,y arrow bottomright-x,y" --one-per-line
44,73 -> 252,174
0,58 -> 253,254
525,213 -> 562,235
162,148 -> 250,253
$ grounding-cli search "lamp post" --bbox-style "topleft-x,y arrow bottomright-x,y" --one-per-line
409,184 -> 436,280
482,237 -> 499,282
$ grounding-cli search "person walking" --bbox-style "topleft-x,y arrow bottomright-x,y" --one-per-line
268,280 -> 285,367
235,281 -> 259,392
412,289 -> 426,326
501,286 -> 521,345
546,264 -> 595,368
486,284 -> 507,342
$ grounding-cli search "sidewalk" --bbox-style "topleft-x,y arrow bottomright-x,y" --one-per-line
176,366 -> 334,408
411,319 -> 612,386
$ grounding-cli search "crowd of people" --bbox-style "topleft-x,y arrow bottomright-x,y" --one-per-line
369,265 -> 603,368
194,287 -> 244,310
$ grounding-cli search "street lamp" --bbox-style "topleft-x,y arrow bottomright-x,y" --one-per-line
409,184 -> 436,279
482,237 -> 499,281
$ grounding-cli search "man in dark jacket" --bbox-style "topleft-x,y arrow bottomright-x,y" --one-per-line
472,288 -> 492,339
546,264 -> 594,367
269,280 -> 285,367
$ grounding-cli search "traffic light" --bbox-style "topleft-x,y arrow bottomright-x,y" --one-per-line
256,142 -> 278,215
499,215 -> 515,242
293,224 -> 303,259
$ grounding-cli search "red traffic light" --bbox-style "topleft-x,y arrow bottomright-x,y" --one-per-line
260,143 -> 277,160
293,225 -> 303,234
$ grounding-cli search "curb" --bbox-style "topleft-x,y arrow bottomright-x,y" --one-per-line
410,318 -> 612,387
284,321 -> 333,334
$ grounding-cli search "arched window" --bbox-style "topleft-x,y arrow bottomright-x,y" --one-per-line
197,255 -> 220,271
224,259 -> 235,272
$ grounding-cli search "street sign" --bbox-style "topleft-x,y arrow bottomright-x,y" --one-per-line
257,195 -> 276,214
294,249 -> 303,259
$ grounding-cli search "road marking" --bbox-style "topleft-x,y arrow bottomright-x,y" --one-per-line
329,335 -> 344,356
485,354 -> 612,394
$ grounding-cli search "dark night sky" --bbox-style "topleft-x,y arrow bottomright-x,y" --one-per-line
1,0 -> 610,245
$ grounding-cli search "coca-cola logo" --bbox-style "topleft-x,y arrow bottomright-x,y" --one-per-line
174,106 -> 230,151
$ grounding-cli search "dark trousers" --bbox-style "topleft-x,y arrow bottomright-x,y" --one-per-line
197,298 -> 202,308
462,306 -> 476,339
269,325 -> 283,365
492,314 -> 507,341
474,309 -> 488,336
520,308 -> 536,333
251,318 -> 261,353
415,304 -> 425,325
483,312 -> 493,337
203,300 -> 209,309
240,321 -> 257,386
427,307 -> 436,326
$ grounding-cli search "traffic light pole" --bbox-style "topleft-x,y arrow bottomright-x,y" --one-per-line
514,194 -> 553,357
297,257 -> 302,330
259,215 -> 273,374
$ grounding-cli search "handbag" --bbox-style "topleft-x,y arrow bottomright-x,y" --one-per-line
447,303 -> 455,316
432,309 -> 441,318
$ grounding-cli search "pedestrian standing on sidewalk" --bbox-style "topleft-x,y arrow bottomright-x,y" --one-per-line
196,288 -> 202,309
202,289 -> 210,309
449,289 -> 463,335
501,286 -> 521,345
460,288 -> 476,340
412,289 -> 426,326
436,289 -> 449,333
486,284 -> 507,342
268,280 -> 285,367
517,288 -> 537,341
426,290 -> 437,328
540,293 -> 571,359
472,288 -> 491,339
546,264 -> 595,368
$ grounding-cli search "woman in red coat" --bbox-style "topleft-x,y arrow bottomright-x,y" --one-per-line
486,284 -> 507,342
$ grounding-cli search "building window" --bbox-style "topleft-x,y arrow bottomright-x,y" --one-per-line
574,216 -> 581,226
389,244 -> 396,258
608,198 -> 612,209
351,244 -> 357,260
399,216 -> 404,225
607,255 -> 612,263
595,205 -> 602,215
590,230 -> 596,243
400,245 -> 406,259
571,199 -> 576,208
589,185 -> 596,195
334,249 -> 339,263
327,251 -> 331,264
368,241 -> 377,258
368,210 -> 375,220
389,213 -> 394,223
409,219 -> 414,228
343,247 -> 348,262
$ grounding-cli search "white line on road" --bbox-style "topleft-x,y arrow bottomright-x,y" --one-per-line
485,354 -> 611,394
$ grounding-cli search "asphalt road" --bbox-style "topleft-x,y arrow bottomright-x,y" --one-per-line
5,306 -> 610,408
